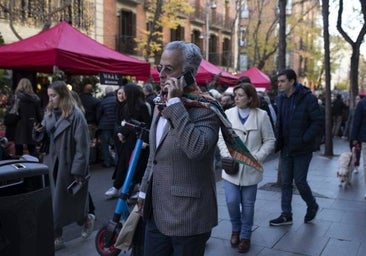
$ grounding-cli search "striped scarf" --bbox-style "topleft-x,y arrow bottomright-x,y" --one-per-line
182,84 -> 263,172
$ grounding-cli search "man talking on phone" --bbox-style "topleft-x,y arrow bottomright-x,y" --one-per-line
137,41 -> 221,255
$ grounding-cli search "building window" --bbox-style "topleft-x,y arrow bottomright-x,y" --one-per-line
191,30 -> 203,50
209,35 -> 219,65
170,25 -> 184,41
222,38 -> 231,66
117,9 -> 136,55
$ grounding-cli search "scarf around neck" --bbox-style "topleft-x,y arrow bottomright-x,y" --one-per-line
181,84 -> 263,172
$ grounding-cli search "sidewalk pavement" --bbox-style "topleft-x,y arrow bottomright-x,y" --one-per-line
56,138 -> 366,256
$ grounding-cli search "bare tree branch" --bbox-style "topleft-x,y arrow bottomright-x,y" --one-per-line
0,1 -> 22,40
42,4 -> 72,31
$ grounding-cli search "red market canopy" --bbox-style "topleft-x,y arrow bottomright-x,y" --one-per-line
236,67 -> 271,89
0,21 -> 150,80
151,59 -> 238,86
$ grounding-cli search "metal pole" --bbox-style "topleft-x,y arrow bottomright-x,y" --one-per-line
205,1 -> 209,60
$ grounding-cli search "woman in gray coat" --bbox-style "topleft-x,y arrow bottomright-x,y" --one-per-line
33,80 -> 94,250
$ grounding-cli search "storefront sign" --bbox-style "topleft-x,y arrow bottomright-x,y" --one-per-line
99,72 -> 122,85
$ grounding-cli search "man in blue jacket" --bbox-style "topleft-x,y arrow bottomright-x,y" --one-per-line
97,86 -> 116,168
270,69 -> 324,226
350,96 -> 366,198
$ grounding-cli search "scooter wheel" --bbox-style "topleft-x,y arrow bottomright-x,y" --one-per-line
95,226 -> 121,256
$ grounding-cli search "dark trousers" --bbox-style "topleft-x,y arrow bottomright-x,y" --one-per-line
144,217 -> 211,256
280,152 -> 317,216
15,144 -> 36,156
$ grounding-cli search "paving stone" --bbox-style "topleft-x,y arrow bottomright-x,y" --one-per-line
321,238 -> 360,256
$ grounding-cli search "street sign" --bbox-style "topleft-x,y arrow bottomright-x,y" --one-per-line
99,72 -> 122,86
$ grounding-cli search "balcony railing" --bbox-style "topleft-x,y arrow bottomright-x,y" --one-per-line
116,35 -> 137,55
190,8 -> 231,30
0,0 -> 94,31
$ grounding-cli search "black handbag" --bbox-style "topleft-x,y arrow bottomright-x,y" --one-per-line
39,133 -> 50,154
3,112 -> 20,126
221,157 -> 239,175
4,95 -> 20,126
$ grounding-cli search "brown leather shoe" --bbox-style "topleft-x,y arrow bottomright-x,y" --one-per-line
230,231 -> 240,247
238,238 -> 250,253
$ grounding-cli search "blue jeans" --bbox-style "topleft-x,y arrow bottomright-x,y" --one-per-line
280,152 -> 317,216
224,180 -> 257,239
99,129 -> 114,167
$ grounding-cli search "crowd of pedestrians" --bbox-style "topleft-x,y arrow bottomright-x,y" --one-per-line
2,40 -> 364,255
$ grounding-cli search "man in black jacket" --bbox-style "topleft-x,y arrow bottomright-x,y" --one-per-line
79,83 -> 100,140
97,86 -> 116,167
269,69 -> 323,226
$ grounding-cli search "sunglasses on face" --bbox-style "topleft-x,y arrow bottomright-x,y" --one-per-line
156,64 -> 175,74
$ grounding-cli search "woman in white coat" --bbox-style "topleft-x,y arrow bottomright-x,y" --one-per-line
217,82 -> 275,253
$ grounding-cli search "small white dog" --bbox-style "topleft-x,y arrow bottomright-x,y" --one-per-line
337,149 -> 356,188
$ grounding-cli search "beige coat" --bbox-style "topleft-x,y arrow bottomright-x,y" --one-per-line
217,107 -> 275,186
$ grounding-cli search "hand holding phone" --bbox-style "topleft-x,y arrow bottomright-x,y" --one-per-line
160,71 -> 196,102
67,174 -> 91,195
179,71 -> 195,88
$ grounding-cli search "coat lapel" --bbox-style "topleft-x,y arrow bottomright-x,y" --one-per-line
53,115 -> 71,139
230,108 -> 259,139
151,107 -> 170,152
243,110 -> 258,131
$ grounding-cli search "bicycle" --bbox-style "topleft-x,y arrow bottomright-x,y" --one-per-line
95,120 -> 148,256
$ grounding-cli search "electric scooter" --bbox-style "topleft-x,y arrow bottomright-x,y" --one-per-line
95,120 -> 148,256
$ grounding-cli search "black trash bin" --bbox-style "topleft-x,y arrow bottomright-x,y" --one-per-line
0,159 -> 54,256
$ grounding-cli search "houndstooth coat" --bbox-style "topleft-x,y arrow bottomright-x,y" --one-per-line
140,101 -> 220,236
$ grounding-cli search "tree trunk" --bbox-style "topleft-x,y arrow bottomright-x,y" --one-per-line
145,0 -> 164,61
322,0 -> 334,156
337,0 -> 366,107
350,46 -> 361,108
274,0 -> 287,185
277,0 -> 287,71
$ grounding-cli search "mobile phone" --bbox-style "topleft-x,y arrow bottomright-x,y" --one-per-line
67,174 -> 90,195
179,71 -> 195,88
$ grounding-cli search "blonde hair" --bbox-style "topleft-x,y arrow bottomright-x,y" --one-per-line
15,78 -> 36,95
46,80 -> 77,118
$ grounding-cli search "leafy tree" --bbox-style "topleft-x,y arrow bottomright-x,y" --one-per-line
244,0 -> 278,71
243,0 -> 320,74
329,35 -> 348,77
134,0 -> 194,61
